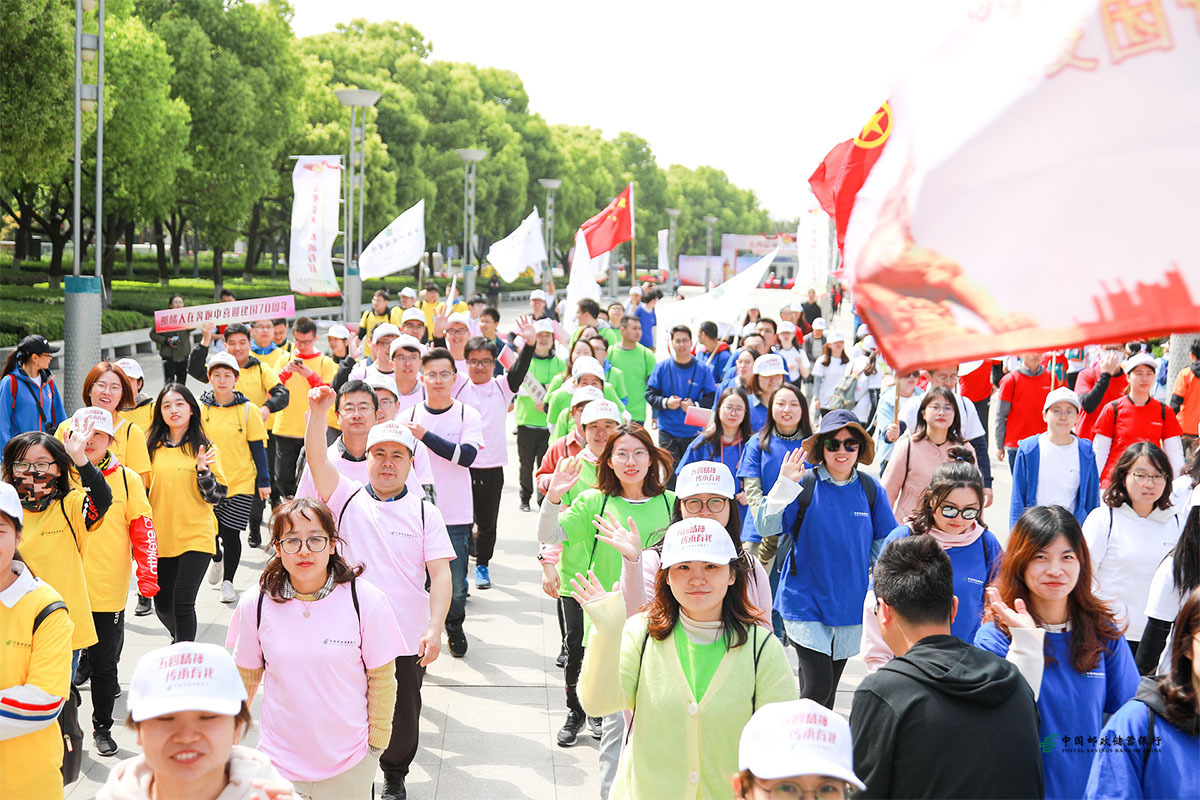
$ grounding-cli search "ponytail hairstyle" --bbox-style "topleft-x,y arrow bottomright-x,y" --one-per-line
259,498 -> 362,601
907,446 -> 986,532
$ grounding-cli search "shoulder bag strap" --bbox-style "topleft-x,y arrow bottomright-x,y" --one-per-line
624,627 -> 652,746
32,601 -> 68,634
588,495 -> 611,569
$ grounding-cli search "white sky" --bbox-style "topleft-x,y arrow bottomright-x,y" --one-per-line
290,0 -> 965,219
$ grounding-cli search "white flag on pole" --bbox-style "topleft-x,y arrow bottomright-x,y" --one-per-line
564,229 -> 605,331
487,208 -> 548,283
289,156 -> 343,297
657,229 -> 669,275
359,199 -> 425,280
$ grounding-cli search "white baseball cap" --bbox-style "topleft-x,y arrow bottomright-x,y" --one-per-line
529,289 -> 548,303
753,354 -> 788,377
533,319 -> 556,335
446,312 -> 471,331
1123,352 -> 1157,374
367,373 -> 399,400
371,323 -> 401,343
581,399 -> 622,426
366,420 -> 418,453
390,334 -> 426,357
399,286 -> 417,299
571,356 -> 605,381
1043,386 -> 1082,413
741,323 -> 758,337
71,406 -> 115,438
128,642 -> 247,723
675,461 -> 735,500
789,301 -> 806,312
738,699 -> 865,789
570,385 -> 606,408
206,351 -> 240,375
812,317 -> 827,330
777,321 -> 797,335
860,335 -> 877,353
659,518 -> 737,568
748,301 -> 760,310
0,481 -> 21,524
856,322 -> 870,338
826,330 -> 846,345
628,285 -> 643,295
114,357 -> 144,382
327,324 -> 350,340
401,308 -> 426,325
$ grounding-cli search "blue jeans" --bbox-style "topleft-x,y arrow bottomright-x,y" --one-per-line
445,524 -> 471,634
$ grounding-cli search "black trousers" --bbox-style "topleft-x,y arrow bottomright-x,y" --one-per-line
154,550 -> 209,642
87,610 -> 125,732
381,654 -> 426,779
162,359 -> 188,385
972,397 -> 991,453
561,596 -> 585,714
516,426 -> 550,504
213,522 -> 243,583
273,434 -> 304,500
794,644 -> 848,709
658,431 -> 692,489
265,433 -> 281,510
470,466 -> 504,566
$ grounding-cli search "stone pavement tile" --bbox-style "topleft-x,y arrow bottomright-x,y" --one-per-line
442,686 -> 554,734
433,731 -> 561,800
428,643 -> 557,689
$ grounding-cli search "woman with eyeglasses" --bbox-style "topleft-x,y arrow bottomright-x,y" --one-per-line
978,505 -> 1138,800
880,387 -> 965,523
1082,442 -> 1185,656
228,497 -> 405,798
862,447 -> 1003,672
755,409 -> 897,708
677,387 -> 752,523
54,361 -> 153,487
733,699 -> 864,800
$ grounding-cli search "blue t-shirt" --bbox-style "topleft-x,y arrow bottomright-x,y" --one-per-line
1084,691 -> 1200,800
775,474 -> 896,626
676,437 -> 748,523
634,305 -> 656,349
880,525 -> 1003,644
648,358 -> 716,437
747,395 -> 769,433
737,434 -> 809,542
974,623 -> 1139,800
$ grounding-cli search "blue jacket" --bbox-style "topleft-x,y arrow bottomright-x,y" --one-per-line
0,369 -> 67,449
1010,434 -> 1100,528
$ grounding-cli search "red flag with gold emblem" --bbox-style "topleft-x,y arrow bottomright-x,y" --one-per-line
808,102 -> 892,252
580,183 -> 634,257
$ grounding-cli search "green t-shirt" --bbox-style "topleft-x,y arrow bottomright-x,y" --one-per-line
570,326 -> 621,349
608,343 -> 657,422
545,382 -> 624,435
556,489 -> 676,595
514,353 -> 566,428
673,625 -> 727,702
605,363 -> 629,405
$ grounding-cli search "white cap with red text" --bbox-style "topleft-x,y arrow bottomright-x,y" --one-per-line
71,405 -> 115,438
738,699 -> 865,788
206,351 -> 241,375
128,642 -> 247,722
114,358 -> 144,382
659,518 -> 737,568
570,385 -> 605,408
753,354 -> 788,377
675,461 -> 735,500
581,399 -> 622,426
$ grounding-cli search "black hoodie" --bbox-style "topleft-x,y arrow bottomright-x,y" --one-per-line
850,634 -> 1043,799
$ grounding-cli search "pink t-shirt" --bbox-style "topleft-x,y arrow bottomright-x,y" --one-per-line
400,400 -> 483,525
296,438 -> 434,500
230,580 -> 406,782
453,377 -> 515,469
324,475 -> 456,652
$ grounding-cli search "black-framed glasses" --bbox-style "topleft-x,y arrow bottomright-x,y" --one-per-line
467,359 -> 495,369
823,438 -> 860,453
277,536 -> 331,554
938,505 -> 980,520
682,497 -> 728,514
12,460 -> 55,474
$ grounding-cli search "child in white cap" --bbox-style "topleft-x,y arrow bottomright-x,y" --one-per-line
734,698 -> 865,799
97,642 -> 294,800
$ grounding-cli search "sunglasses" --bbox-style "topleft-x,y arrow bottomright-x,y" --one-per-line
822,438 -> 860,453
938,505 -> 981,520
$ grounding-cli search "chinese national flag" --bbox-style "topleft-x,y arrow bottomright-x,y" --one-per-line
581,183 -> 634,257
808,102 -> 892,252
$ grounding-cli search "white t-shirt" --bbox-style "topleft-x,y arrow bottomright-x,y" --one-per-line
1034,434 -> 1081,511
324,476 -> 455,653
229,580 -> 406,782
349,359 -> 393,385
812,358 -> 848,407
454,376 -> 516,469
898,391 -> 986,440
295,437 -> 434,501
775,346 -> 811,382
401,400 -> 484,525
1143,554 -> 1182,675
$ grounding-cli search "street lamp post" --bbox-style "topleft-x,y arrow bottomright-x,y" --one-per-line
703,216 -> 718,289
335,88 -> 381,323
457,149 -> 487,297
665,208 -> 681,292
537,178 -> 561,274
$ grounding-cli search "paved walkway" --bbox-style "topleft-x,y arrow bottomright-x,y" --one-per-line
62,297 -> 1013,798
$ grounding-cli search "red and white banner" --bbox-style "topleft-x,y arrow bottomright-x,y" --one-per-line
154,295 -> 296,333
289,156 -> 343,297
841,0 -> 1200,370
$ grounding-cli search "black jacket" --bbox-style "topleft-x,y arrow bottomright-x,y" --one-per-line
850,634 -> 1043,799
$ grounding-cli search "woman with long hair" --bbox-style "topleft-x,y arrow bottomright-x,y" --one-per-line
812,331 -> 850,416
1082,442 -> 1184,654
54,361 -> 152,487
1085,587 -> 1200,799
678,387 -> 751,522
1136,486 -> 1199,675
978,505 -> 1138,799
229,498 -> 405,798
881,387 -> 965,522
573,517 -> 796,799
146,383 -> 227,642
862,447 -> 1002,671
745,354 -> 788,432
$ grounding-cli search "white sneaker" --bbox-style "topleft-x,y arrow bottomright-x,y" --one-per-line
220,581 -> 237,604
207,560 -> 221,586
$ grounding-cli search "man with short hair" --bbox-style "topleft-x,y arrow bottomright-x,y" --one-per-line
634,288 -> 658,349
398,286 -> 418,309
478,307 -> 505,376
995,352 -> 1052,468
801,288 -> 822,327
515,320 -> 565,511
465,294 -> 486,337
360,289 -> 402,357
529,289 -> 557,321
697,321 -> 731,378
646,324 -> 717,470
271,317 -> 337,499
851,535 -> 1043,799
270,318 -> 293,355
609,315 -> 656,424
573,299 -> 620,347
756,318 -> 778,351
418,281 -> 467,337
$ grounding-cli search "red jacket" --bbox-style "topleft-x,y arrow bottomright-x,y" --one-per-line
534,433 -> 584,495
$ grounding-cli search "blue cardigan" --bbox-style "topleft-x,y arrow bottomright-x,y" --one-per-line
1010,434 -> 1100,528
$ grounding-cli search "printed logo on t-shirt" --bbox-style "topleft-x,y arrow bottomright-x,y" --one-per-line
388,528 -> 420,539
323,637 -> 358,647
1084,671 -> 1105,679
852,511 -> 870,519
965,576 -> 984,586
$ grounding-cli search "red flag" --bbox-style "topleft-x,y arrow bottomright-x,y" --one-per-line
580,183 -> 634,257
808,102 -> 892,252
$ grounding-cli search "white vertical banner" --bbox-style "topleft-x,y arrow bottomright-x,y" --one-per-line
289,156 -> 343,297
657,228 -> 669,275
564,229 -> 603,331
359,199 -> 425,280
795,208 -> 831,293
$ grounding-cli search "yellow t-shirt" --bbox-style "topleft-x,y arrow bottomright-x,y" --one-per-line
271,354 -> 337,439
0,577 -> 73,800
120,399 -> 155,435
256,346 -> 291,374
20,491 -> 99,649
236,360 -> 283,430
56,417 -> 151,480
359,306 -> 403,357
148,444 -> 226,558
418,299 -> 468,337
85,464 -> 153,612
200,400 -> 268,496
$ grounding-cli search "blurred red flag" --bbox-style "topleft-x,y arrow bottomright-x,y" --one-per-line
808,102 -> 892,252
581,183 -> 634,256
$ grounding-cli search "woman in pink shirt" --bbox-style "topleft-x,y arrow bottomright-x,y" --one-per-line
881,387 -> 965,523
229,498 -> 407,799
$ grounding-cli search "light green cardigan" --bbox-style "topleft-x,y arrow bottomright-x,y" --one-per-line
579,592 -> 796,800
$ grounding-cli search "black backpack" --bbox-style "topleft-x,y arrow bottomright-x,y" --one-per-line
783,469 -> 879,576
32,602 -> 82,785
